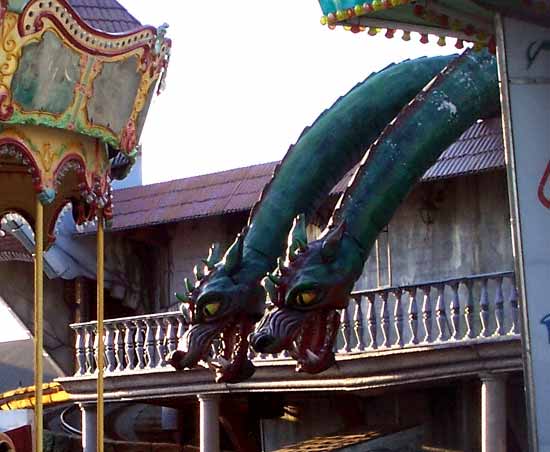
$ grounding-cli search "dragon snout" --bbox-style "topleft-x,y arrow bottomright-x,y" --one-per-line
250,331 -> 276,353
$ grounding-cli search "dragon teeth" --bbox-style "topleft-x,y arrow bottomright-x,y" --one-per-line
305,349 -> 320,363
218,356 -> 230,368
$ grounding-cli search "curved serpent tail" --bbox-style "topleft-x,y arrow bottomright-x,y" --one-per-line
243,55 -> 455,269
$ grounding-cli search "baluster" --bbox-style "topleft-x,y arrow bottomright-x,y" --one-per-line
353,296 -> 365,352
422,287 -> 433,343
339,305 -> 352,353
124,321 -> 136,370
393,289 -> 404,347
134,320 -> 146,369
166,317 -> 178,355
380,292 -> 391,348
75,327 -> 87,375
105,324 -> 116,372
115,323 -> 125,371
85,326 -> 95,373
145,319 -> 157,368
366,294 -> 377,349
494,276 -> 505,336
480,278 -> 490,337
464,280 -> 475,338
450,282 -> 461,340
156,318 -> 167,367
407,288 -> 419,345
509,277 -> 520,335
93,327 -> 104,373
435,284 -> 448,342
176,316 -> 186,350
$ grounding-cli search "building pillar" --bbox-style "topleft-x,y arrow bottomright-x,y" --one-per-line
197,394 -> 220,452
80,404 -> 97,452
481,374 -> 507,452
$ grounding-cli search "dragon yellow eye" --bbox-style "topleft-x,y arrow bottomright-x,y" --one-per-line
296,291 -> 317,306
203,302 -> 221,316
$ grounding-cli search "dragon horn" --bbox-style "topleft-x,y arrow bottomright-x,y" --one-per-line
175,291 -> 192,303
267,272 -> 281,286
277,257 -> 287,275
193,264 -> 205,281
207,243 -> 222,268
320,221 -> 345,263
262,276 -> 278,304
223,232 -> 245,275
184,277 -> 194,293
287,213 -> 308,262
291,213 -> 308,249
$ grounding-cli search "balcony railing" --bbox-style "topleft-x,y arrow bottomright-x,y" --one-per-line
70,271 -> 519,377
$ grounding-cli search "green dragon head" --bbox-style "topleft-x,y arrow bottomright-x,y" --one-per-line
167,232 -> 265,383
251,214 -> 364,374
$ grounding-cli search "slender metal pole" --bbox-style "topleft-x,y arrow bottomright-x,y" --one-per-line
96,210 -> 105,452
494,14 -> 538,451
34,197 -> 44,452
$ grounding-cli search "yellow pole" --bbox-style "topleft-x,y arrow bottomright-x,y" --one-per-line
34,197 -> 43,452
96,209 -> 105,452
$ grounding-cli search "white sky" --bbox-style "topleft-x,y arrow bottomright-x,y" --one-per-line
0,298 -> 29,342
117,1 -> 458,184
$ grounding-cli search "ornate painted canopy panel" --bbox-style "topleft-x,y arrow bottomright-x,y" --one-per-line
318,1 -> 550,52
0,0 -> 170,246
1,0 -> 170,153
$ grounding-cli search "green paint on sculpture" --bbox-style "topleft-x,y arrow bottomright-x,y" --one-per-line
167,55 -> 455,383
251,49 -> 500,374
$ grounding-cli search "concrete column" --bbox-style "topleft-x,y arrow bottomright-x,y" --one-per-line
80,403 -> 97,452
197,394 -> 220,452
481,374 -> 507,452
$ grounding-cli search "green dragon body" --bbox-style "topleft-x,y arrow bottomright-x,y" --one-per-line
250,49 -> 500,374
167,55 -> 454,382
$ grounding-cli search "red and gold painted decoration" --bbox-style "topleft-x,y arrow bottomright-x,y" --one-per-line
0,0 -> 170,247
0,124 -> 112,246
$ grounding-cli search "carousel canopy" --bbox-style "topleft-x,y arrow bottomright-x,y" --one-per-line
0,0 -> 170,247
318,1 -> 550,52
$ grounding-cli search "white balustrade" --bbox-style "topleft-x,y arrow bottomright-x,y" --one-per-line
70,272 -> 519,377
71,312 -> 188,376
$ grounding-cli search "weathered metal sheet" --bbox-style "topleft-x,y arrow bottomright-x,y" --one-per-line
67,0 -> 141,33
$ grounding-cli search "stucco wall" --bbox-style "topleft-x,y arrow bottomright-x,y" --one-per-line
153,214 -> 246,311
356,171 -> 513,290
0,261 -> 72,374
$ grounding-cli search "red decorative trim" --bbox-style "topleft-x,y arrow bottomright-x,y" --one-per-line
47,198 -> 71,244
120,119 -> 136,153
0,89 -> 14,121
538,161 -> 550,209
19,0 -> 159,59
0,138 -> 42,191
53,153 -> 87,187
71,197 -> 95,225
0,0 -> 7,27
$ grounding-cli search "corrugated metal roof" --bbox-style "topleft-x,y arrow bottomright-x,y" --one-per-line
111,117 -> 505,231
0,234 -> 31,263
67,0 -> 141,33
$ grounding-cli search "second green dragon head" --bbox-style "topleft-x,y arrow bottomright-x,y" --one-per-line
251,214 -> 364,374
